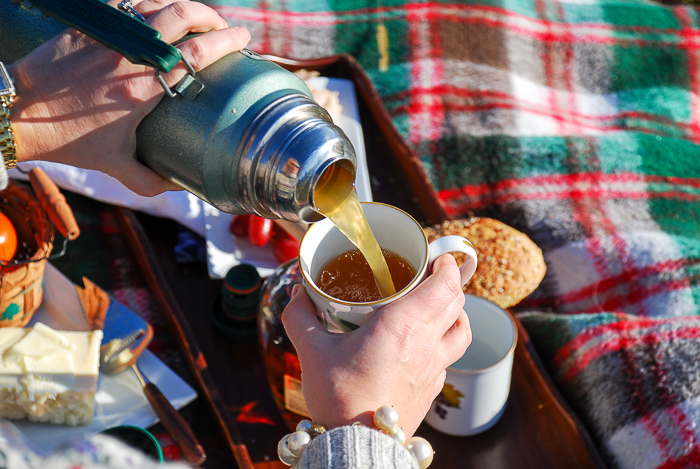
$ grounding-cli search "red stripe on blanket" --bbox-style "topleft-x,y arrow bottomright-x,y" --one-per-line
387,88 -> 694,135
566,140 -> 619,310
586,140 -> 648,314
256,1 -> 271,54
533,0 -> 564,135
444,171 -> 700,193
525,257 -> 700,308
562,273 -> 695,313
656,446 -> 700,469
675,7 -> 700,144
552,317 -> 700,378
407,6 -> 446,147
561,6 -> 580,136
648,374 -> 699,458
619,342 -> 674,460
214,3 -> 700,46
439,172 -> 700,213
558,321 -> 700,454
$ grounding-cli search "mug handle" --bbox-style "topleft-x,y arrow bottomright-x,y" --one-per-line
427,235 -> 478,287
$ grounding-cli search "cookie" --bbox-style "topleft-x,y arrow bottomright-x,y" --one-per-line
424,217 -> 546,308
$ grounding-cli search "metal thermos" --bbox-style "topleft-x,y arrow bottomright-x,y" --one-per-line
0,2 -> 356,223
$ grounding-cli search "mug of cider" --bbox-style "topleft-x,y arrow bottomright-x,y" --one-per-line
298,202 -> 478,332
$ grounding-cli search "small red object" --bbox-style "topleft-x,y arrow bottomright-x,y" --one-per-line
248,215 -> 274,247
273,238 -> 300,263
0,211 -> 17,262
274,226 -> 296,241
229,214 -> 251,238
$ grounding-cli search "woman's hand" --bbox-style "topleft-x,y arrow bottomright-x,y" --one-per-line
282,254 -> 471,438
8,0 -> 250,196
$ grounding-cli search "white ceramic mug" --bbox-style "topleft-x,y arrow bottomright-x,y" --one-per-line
424,294 -> 518,436
298,202 -> 478,332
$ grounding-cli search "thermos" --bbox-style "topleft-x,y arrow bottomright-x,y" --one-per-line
0,1 -> 357,223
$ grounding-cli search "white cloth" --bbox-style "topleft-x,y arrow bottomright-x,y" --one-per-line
9,162 -> 207,236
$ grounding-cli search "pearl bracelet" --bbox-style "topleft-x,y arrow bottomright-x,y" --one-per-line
277,405 -> 434,468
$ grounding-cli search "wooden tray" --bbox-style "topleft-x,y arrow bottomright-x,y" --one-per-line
116,54 -> 607,468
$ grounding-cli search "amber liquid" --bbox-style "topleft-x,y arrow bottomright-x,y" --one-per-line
313,163 -> 396,298
259,322 -> 308,431
316,248 -> 416,302
258,271 -> 309,431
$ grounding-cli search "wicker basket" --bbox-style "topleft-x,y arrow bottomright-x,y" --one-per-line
0,168 -> 79,327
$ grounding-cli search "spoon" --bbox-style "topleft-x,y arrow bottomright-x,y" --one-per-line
100,330 -> 207,467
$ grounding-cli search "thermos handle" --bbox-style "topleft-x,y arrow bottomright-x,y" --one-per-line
29,0 -> 180,72
29,0 -> 203,100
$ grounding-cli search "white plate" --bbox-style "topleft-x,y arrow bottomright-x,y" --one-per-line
204,77 -> 372,279
10,263 -> 198,456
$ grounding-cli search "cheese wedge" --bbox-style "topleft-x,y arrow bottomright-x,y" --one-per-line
0,323 -> 103,426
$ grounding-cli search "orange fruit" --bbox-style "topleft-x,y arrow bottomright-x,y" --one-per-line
0,211 -> 18,262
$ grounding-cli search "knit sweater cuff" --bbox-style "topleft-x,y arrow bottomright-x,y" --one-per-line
295,425 -> 419,469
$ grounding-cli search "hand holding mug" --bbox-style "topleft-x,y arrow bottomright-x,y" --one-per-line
282,253 -> 472,438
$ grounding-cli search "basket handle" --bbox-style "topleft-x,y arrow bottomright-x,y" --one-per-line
28,167 -> 81,240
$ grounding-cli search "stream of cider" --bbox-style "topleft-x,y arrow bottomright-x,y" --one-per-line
314,163 -> 396,299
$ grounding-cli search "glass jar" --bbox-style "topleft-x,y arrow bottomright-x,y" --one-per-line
257,259 -> 310,431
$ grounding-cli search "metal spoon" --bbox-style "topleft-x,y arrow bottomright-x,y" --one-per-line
100,330 -> 206,467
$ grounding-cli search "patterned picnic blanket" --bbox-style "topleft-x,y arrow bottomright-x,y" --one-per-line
205,1 -> 700,468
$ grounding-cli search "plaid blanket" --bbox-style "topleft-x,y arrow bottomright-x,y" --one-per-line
206,1 -> 700,468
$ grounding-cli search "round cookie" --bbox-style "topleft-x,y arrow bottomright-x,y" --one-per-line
424,218 -> 546,308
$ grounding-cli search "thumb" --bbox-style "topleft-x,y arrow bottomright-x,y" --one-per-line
110,158 -> 182,197
281,285 -> 326,354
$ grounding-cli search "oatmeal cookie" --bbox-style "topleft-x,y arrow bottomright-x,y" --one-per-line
424,217 -> 546,308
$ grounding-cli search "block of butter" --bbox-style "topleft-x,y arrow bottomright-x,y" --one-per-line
0,322 -> 103,426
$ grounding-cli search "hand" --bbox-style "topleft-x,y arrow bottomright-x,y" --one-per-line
282,254 -> 471,438
8,0 -> 250,196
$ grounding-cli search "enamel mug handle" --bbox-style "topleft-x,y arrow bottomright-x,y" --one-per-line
427,235 -> 478,287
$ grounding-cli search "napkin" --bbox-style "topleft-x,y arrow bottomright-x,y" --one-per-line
9,163 -> 207,237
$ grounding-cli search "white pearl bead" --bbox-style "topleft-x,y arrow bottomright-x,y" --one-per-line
296,419 -> 313,433
389,426 -> 406,446
406,436 -> 434,469
373,405 -> 400,432
288,430 -> 311,458
277,435 -> 298,466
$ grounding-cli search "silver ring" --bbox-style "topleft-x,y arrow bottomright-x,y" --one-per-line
118,0 -> 146,22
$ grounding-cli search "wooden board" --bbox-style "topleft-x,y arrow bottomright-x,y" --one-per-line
115,53 -> 607,469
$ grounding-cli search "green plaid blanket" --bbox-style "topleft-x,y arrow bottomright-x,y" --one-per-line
206,1 -> 700,467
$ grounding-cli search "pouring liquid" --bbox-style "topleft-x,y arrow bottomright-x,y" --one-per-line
313,164 -> 396,299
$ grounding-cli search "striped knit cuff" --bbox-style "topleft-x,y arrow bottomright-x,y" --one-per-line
295,425 -> 418,469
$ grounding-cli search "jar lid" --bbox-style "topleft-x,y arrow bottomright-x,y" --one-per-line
224,263 -> 262,295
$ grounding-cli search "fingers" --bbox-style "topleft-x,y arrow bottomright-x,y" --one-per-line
106,157 -> 182,196
439,308 -> 472,366
146,1 -> 229,41
110,0 -> 251,85
140,2 -> 250,87
432,370 -> 448,402
387,254 -> 464,328
281,285 -> 326,355
176,27 -> 251,71
120,0 -> 193,21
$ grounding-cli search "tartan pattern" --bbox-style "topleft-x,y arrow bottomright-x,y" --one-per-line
206,0 -> 700,467
519,312 -> 700,468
